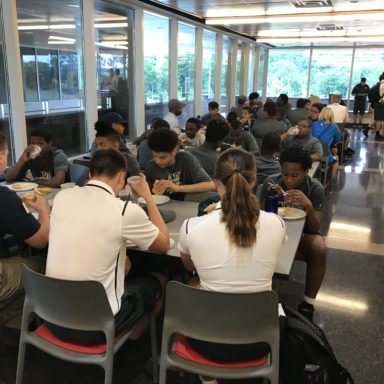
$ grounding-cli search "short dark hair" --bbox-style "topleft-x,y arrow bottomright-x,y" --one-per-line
0,131 -> 7,151
226,111 -> 238,124
249,92 -> 259,101
90,148 -> 127,178
151,118 -> 170,130
278,94 -> 289,104
95,127 -> 120,143
148,128 -> 178,152
95,120 -> 112,132
261,132 -> 280,154
311,102 -> 325,113
297,98 -> 310,108
279,145 -> 312,171
242,106 -> 252,114
263,101 -> 277,117
361,77 -> 366,82
230,120 -> 242,131
30,129 -> 52,143
208,101 -> 219,110
186,117 -> 199,128
205,120 -> 229,143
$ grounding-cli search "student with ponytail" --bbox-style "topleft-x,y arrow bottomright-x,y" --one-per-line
177,148 -> 286,377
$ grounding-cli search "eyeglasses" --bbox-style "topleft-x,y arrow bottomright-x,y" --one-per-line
298,124 -> 310,128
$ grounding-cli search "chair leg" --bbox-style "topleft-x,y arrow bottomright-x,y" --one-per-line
150,313 -> 159,383
15,340 -> 27,384
159,365 -> 167,384
104,360 -> 114,384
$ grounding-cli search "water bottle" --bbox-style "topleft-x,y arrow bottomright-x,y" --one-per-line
264,189 -> 278,214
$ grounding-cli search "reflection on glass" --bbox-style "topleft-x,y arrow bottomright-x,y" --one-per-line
248,46 -> 255,95
201,30 -> 216,114
17,0 -> 86,156
267,49 -> 310,97
309,49 -> 353,99
220,37 -> 230,113
178,22 -> 195,126
235,42 -> 244,96
258,48 -> 265,95
143,12 -> 169,127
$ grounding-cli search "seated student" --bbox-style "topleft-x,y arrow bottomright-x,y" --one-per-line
90,112 -> 131,155
94,122 -> 140,178
240,106 -> 255,132
260,146 -> 326,320
276,93 -> 292,116
137,119 -> 170,171
201,101 -> 225,126
178,148 -> 286,373
276,109 -> 291,130
186,120 -> 229,178
179,117 -> 205,147
255,132 -> 281,185
0,132 -> 49,328
281,118 -> 323,162
5,129 -> 69,188
310,102 -> 325,122
248,92 -> 263,118
287,98 -> 311,126
145,128 -> 215,200
230,95 -> 247,118
225,120 -> 259,155
46,149 -> 170,344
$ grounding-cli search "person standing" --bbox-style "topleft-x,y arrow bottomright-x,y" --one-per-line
351,78 -> 370,125
372,73 -> 384,140
164,99 -> 183,134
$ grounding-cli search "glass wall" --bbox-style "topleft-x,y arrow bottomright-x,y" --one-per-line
201,30 -> 216,114
143,12 -> 169,127
248,46 -> 255,95
220,37 -> 230,113
309,48 -> 353,101
177,22 -> 195,127
267,49 -> 310,98
17,0 -> 86,156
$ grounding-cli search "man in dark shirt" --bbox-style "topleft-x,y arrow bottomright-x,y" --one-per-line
145,128 -> 214,200
351,77 -> 370,124
260,146 -> 326,321
5,129 -> 68,188
225,120 -> 259,155
0,132 -> 49,327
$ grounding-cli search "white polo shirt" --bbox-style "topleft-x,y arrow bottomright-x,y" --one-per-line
163,111 -> 181,134
327,103 -> 349,124
46,180 -> 159,315
178,203 -> 286,293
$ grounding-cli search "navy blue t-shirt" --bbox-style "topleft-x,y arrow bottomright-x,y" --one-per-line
0,186 -> 40,244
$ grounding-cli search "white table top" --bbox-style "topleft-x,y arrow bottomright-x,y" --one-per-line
158,200 -> 305,277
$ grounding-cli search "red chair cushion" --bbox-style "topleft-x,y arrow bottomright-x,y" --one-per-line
174,334 -> 267,368
36,324 -> 124,354
295,250 -> 306,261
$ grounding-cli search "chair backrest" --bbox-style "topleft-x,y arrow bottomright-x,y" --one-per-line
163,281 -> 279,346
69,163 -> 89,186
21,264 -> 114,333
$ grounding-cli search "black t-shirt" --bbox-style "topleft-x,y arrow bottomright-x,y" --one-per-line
0,186 -> 40,245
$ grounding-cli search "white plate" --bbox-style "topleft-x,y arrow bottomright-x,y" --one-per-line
138,195 -> 170,206
8,182 -> 38,192
278,207 -> 306,220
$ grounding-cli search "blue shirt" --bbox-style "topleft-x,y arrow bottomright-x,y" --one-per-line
312,121 -> 341,164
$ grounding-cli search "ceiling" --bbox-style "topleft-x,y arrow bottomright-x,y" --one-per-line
147,0 -> 384,47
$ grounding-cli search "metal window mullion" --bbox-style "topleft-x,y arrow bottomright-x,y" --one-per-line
347,44 -> 356,109
306,45 -> 313,97
214,33 -> 223,103
262,48 -> 269,101
241,43 -> 250,96
194,27 -> 203,117
169,19 -> 178,99
35,48 -> 41,103
253,46 -> 260,92
57,49 -> 62,100
228,38 -> 237,110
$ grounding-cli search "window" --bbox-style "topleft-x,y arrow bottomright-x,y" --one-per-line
309,48 -> 353,100
267,49 -> 310,98
220,36 -> 230,113
143,12 -> 169,127
201,30 -> 216,114
17,0 -> 86,156
178,22 -> 195,126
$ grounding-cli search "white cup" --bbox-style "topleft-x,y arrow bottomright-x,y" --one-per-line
118,187 -> 131,201
29,145 -> 42,159
127,175 -> 141,185
61,182 -> 76,190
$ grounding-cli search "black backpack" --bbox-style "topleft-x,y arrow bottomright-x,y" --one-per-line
368,83 -> 381,104
279,305 -> 354,384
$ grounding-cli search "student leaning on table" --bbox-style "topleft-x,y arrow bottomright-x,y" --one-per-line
178,148 -> 286,383
0,132 -> 49,329
260,145 -> 326,321
45,149 -> 170,344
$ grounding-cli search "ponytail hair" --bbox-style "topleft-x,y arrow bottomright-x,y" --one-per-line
214,148 -> 260,248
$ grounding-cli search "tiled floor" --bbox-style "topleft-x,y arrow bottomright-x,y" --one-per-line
1,128 -> 383,383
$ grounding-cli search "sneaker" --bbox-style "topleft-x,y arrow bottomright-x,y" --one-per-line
199,376 -> 218,384
298,301 -> 315,321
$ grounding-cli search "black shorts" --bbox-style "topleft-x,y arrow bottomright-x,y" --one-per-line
353,101 -> 366,115
46,274 -> 162,345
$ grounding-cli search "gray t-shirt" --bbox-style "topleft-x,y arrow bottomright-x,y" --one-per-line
255,156 -> 281,184
252,118 -> 287,148
186,144 -> 219,179
123,153 -> 140,177
145,151 -> 212,200
225,131 -> 259,153
137,139 -> 153,170
260,174 -> 325,213
282,136 -> 323,158
287,108 -> 311,126
201,113 -> 225,126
